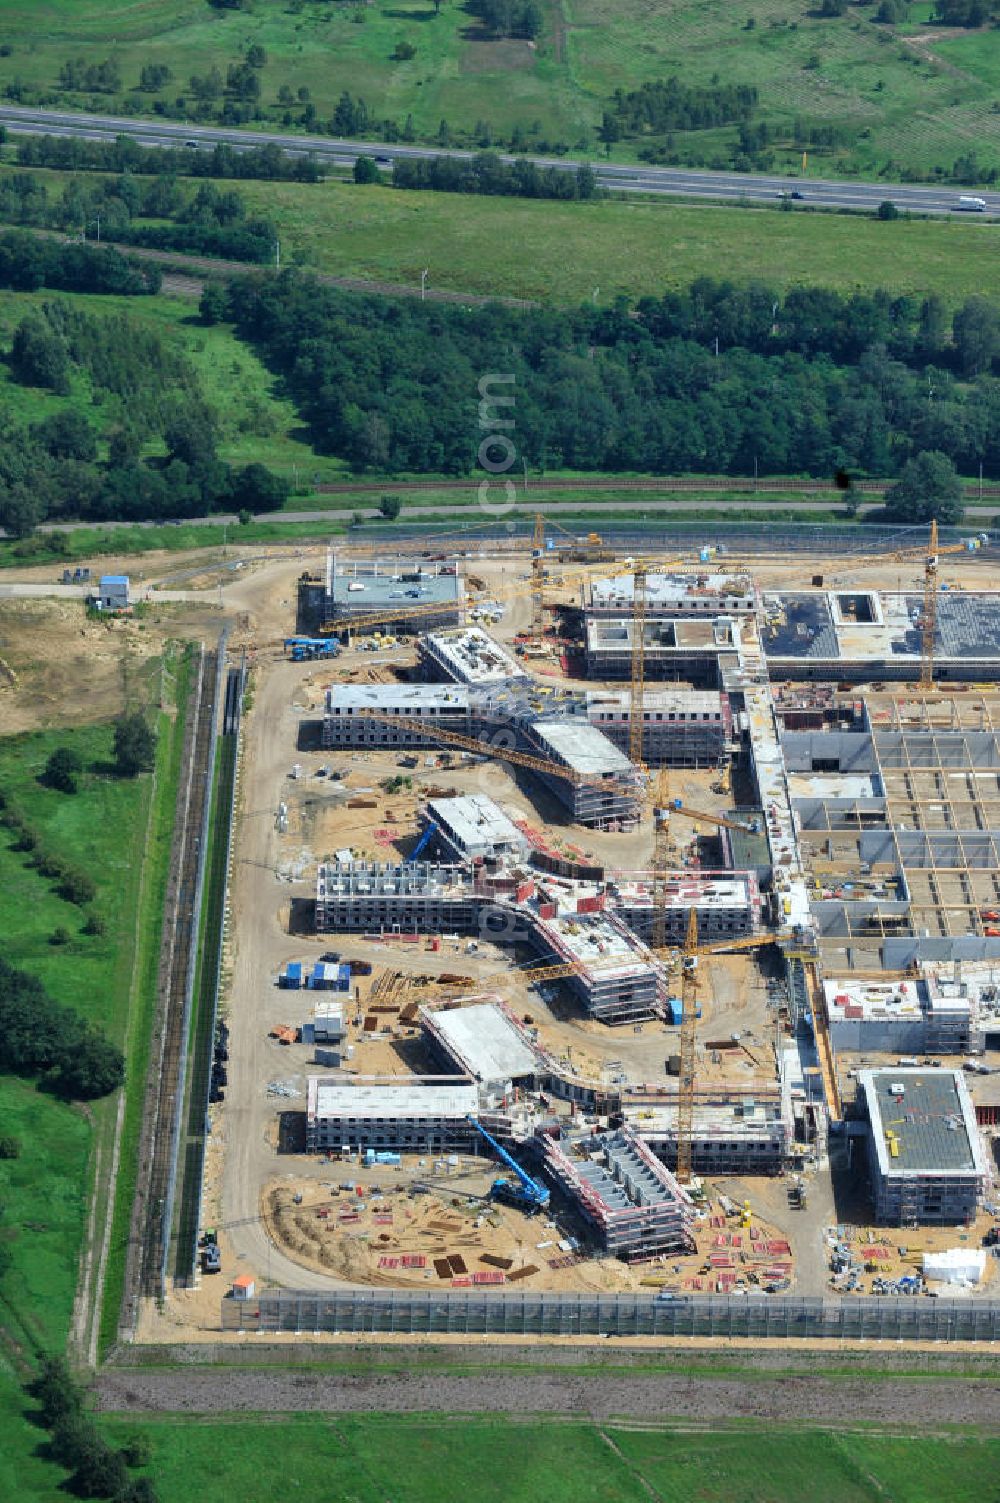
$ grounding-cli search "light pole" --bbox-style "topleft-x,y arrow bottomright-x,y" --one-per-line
420,267 -> 428,301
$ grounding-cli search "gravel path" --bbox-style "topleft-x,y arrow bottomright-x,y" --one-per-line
93,1368 -> 1000,1425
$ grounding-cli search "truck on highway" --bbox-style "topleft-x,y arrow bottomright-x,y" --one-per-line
957,195 -> 987,211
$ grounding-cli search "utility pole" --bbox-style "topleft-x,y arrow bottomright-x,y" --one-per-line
420,267 -> 428,301
275,238 -> 280,269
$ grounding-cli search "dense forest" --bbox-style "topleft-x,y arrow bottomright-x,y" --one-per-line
210,271 -> 1000,491
0,173 -> 280,265
0,297 -> 288,535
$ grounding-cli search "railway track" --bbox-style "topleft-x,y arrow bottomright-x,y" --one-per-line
128,646 -> 220,1310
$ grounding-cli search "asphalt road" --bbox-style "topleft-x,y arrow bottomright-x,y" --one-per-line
1,103 -> 997,217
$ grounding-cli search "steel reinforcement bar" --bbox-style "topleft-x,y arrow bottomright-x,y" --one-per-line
223,1289 -> 1000,1343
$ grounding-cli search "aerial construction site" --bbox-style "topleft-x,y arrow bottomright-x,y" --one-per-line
147,517 -> 1000,1341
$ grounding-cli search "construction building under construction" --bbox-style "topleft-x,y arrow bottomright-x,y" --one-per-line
305,1076 -> 480,1153
622,1087 -> 795,1177
419,626 -> 528,686
322,554 -> 463,633
297,535 -> 1000,1243
586,688 -> 732,767
426,794 -> 531,865
419,1000 -> 547,1094
857,1069 -> 989,1224
540,1129 -> 696,1260
321,682 -> 642,828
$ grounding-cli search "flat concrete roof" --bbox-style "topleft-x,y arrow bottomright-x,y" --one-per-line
589,573 -> 753,609
861,1068 -> 987,1177
587,689 -> 726,716
309,1077 -> 479,1120
427,794 -> 526,854
329,560 -> 460,611
529,718 -> 633,776
326,684 -> 470,711
421,1002 -> 540,1083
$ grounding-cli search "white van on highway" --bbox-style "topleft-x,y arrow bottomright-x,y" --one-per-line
957,195 -> 987,211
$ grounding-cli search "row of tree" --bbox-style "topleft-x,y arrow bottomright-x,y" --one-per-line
381,152 -> 598,200
28,1357 -> 157,1501
0,230 -> 159,296
0,172 -> 279,266
17,134 -> 325,184
211,270 -> 1000,486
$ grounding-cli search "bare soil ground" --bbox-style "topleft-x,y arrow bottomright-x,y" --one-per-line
90,1364 -> 1000,1424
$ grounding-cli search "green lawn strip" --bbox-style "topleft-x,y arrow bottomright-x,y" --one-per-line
97,644 -> 195,1354
613,1426 -> 1000,1503
97,1413 -> 647,1503
90,1413 -> 1000,1503
171,728 -> 234,1282
0,518 -> 349,574
0,1079 -> 92,1355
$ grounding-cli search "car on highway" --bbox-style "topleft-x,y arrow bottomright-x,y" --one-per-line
778,190 -> 804,200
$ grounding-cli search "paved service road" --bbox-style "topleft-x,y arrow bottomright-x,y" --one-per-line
1,103 -> 996,217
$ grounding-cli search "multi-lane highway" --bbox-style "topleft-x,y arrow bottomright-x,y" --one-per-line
1,103 -> 997,217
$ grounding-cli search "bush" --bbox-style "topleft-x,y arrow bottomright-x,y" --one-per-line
876,199 -> 899,219
29,1356 -> 82,1428
379,493 -> 402,520
0,1134 -> 21,1158
43,746 -> 83,794
49,926 -> 71,947
82,913 -> 106,938
353,155 -> 381,184
113,714 -> 155,777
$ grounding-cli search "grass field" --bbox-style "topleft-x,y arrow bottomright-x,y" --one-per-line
5,166 -> 1000,313
0,698 -> 196,1487
184,179 -> 1000,306
2,0 -> 1000,179
89,1413 -> 1000,1503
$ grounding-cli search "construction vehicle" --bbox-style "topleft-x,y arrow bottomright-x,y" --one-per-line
549,517 -> 616,563
284,637 -> 340,660
200,1231 -> 221,1274
467,1116 -> 551,1213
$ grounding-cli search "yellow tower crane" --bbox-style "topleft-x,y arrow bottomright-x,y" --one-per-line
888,520 -> 985,691
530,511 -> 546,646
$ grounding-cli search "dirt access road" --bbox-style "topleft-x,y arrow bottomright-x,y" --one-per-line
92,1362 -> 1000,1425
